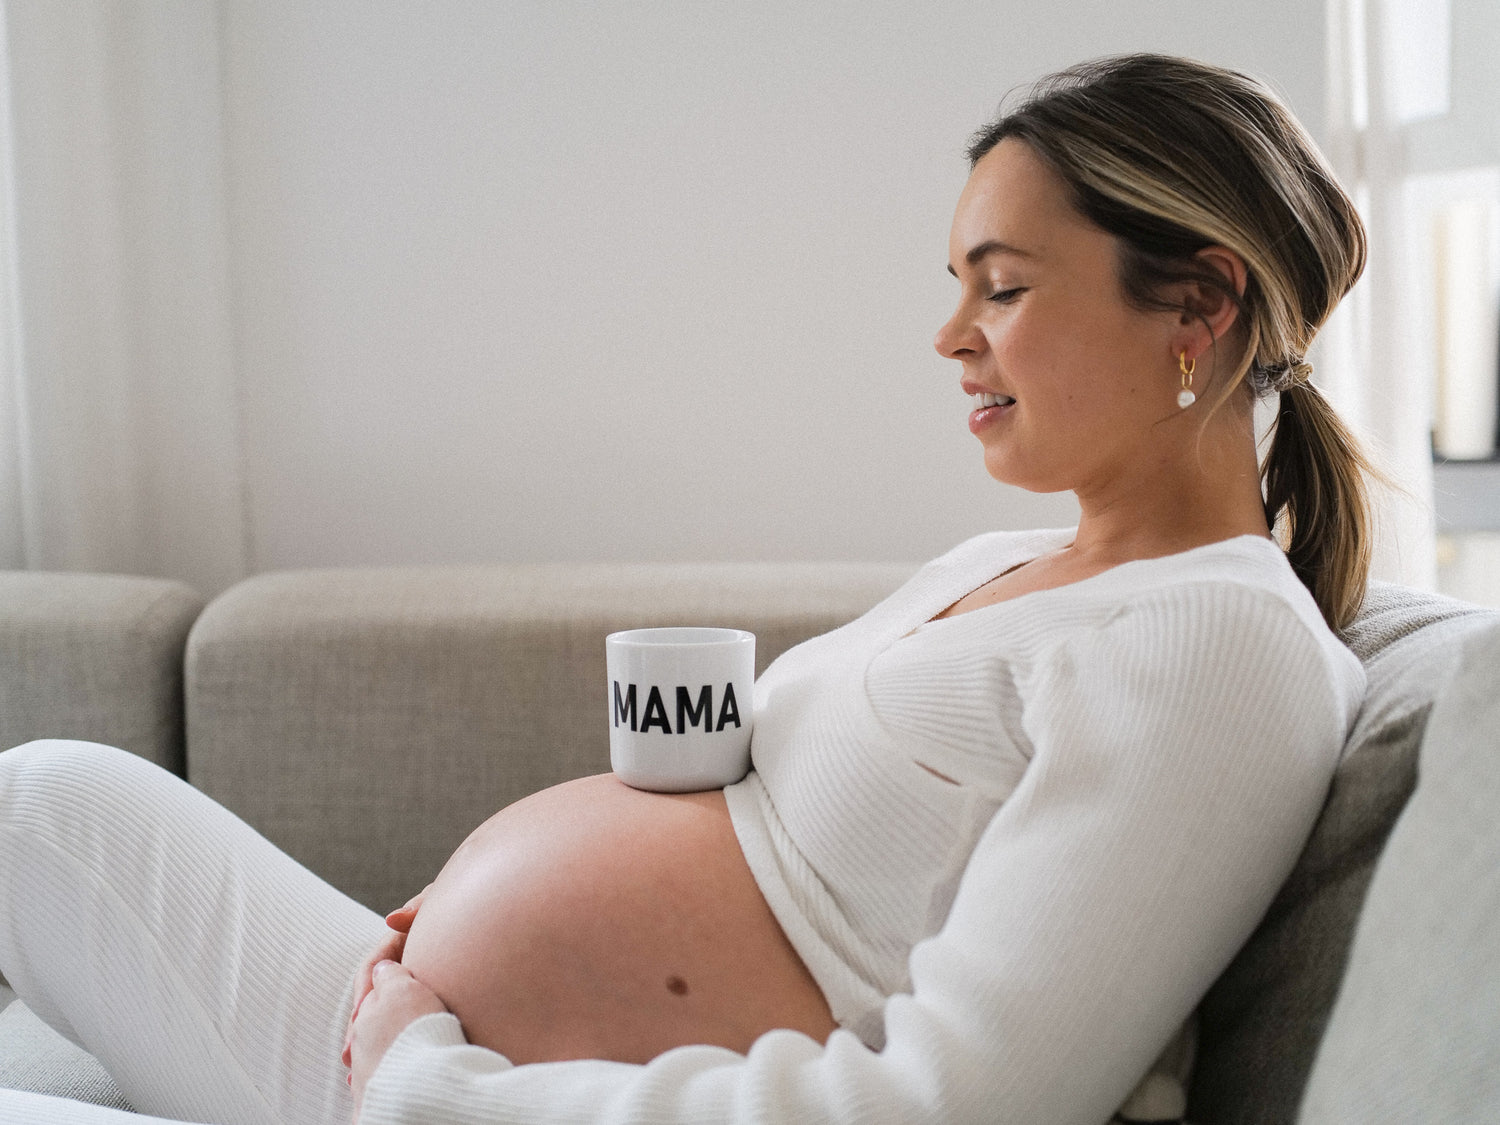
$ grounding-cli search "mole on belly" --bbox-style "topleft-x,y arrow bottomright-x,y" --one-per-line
665,975 -> 690,997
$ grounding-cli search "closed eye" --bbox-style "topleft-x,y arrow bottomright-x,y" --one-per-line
988,287 -> 1025,304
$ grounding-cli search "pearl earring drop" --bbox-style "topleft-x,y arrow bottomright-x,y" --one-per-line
1177,352 -> 1196,409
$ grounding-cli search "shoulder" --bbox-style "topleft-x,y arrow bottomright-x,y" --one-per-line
1111,538 -> 1357,672
1040,539 -> 1366,737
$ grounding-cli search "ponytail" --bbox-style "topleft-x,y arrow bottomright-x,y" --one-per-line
1261,382 -> 1378,631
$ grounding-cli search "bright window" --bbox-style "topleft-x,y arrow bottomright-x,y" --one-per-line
1353,0 -> 1500,603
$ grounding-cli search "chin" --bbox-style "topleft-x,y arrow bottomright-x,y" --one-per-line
982,460 -> 1054,493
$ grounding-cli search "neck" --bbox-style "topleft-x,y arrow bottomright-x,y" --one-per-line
1064,411 -> 1272,568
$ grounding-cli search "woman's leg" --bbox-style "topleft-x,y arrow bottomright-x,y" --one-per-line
0,740 -> 390,1125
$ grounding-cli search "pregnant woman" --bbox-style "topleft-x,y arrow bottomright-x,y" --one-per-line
0,54 -> 1373,1125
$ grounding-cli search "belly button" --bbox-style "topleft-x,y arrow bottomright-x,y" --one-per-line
665,975 -> 690,997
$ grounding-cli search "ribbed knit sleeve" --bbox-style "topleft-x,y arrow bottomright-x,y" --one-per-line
360,581 -> 1359,1125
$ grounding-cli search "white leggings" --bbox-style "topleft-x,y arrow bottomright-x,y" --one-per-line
0,740 -> 391,1125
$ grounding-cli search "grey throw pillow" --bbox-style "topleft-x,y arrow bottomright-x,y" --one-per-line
1297,620 -> 1500,1121
1186,583 -> 1499,1125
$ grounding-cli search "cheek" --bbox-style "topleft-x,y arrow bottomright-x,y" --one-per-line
987,316 -> 1052,383
1040,314 -> 1157,407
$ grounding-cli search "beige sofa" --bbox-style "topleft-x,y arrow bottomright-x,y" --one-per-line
1,564 -> 1497,1122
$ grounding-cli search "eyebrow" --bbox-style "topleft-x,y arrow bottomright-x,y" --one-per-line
947,239 -> 1037,277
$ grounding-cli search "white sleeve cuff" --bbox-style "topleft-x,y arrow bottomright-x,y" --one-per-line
360,1012 -> 515,1125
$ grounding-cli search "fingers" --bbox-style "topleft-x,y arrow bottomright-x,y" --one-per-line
382,906 -> 417,932
382,883 -> 431,933
343,930 -> 406,1066
357,932 -> 407,1003
347,959 -> 448,1117
344,886 -> 431,1070
341,989 -> 367,1068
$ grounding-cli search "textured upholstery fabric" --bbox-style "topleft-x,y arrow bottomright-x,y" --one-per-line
0,573 -> 204,774
1297,620 -> 1500,1123
0,999 -> 132,1112
184,563 -> 916,912
1187,583 -> 1500,1125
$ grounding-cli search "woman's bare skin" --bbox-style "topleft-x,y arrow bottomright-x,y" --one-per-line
375,774 -> 835,1065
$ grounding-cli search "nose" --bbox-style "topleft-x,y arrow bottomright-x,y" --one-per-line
933,302 -> 981,361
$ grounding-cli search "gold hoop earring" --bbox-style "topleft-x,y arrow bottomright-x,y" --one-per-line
1177,351 -> 1196,409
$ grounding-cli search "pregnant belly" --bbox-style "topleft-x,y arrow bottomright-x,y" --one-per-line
399,773 -> 836,1065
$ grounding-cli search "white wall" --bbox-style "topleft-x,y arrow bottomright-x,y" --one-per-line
210,0 -> 1327,578
0,2 -> 1325,590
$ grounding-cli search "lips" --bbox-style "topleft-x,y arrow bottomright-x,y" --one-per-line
967,389 -> 1015,436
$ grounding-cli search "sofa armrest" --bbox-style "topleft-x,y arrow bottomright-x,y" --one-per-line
185,562 -> 915,911
0,572 -> 204,774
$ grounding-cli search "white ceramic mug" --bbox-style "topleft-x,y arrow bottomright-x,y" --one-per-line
605,626 -> 755,792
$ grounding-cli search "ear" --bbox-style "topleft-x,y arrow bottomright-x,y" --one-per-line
1173,245 -> 1248,360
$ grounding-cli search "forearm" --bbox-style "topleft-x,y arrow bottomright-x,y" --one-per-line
361,1013 -> 939,1125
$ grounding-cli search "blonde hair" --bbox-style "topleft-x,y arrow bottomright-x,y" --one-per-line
968,54 -> 1379,630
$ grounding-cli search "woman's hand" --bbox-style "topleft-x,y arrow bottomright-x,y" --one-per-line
342,884 -> 430,1070
348,959 -> 449,1121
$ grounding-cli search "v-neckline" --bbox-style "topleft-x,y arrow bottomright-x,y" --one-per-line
896,529 -> 1278,643
895,528 -> 1075,642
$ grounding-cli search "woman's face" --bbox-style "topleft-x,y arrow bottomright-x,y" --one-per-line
935,138 -> 1188,495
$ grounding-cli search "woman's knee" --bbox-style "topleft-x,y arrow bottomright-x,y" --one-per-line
2,737 -> 138,770
0,739 -> 168,821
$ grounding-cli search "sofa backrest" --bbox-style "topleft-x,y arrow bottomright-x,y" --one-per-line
183,562 -> 917,911
1187,581 -> 1500,1125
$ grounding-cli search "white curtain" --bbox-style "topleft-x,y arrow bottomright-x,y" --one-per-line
0,0 -> 248,597
0,3 -> 23,568
1317,0 -> 1440,588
